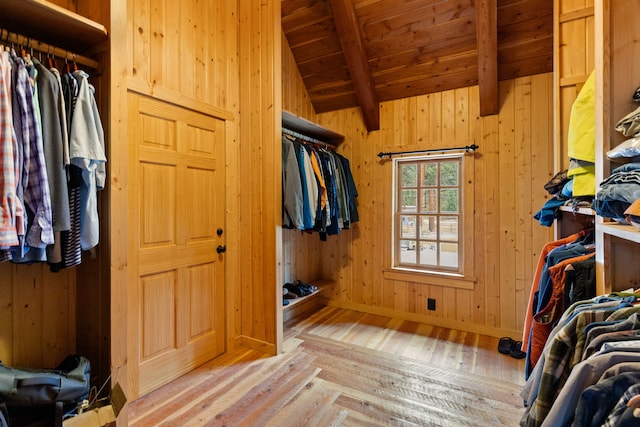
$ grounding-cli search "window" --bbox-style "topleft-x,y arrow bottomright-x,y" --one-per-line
393,155 -> 466,275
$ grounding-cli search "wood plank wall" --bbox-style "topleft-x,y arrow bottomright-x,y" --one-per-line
555,0 -> 594,169
282,39 -> 556,337
238,0 -> 282,353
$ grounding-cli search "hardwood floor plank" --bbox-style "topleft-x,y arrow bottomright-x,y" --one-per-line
128,307 -> 526,426
264,379 -> 341,427
128,348 -> 267,425
301,338 -> 522,425
172,352 -> 317,426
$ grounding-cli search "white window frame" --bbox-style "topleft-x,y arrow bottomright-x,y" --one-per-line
384,152 -> 475,289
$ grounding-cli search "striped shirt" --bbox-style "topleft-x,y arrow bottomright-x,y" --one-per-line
0,51 -> 19,247
11,53 -> 54,248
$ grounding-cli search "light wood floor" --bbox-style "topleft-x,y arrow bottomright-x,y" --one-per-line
129,306 -> 526,426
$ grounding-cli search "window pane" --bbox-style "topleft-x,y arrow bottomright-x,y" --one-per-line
400,215 -> 416,238
440,188 -> 458,213
439,216 -> 458,241
419,216 -> 437,239
419,241 -> 437,266
400,164 -> 417,187
400,189 -> 417,212
422,163 -> 438,186
440,161 -> 459,186
393,155 -> 465,274
440,242 -> 459,268
420,189 -> 438,213
400,240 -> 417,263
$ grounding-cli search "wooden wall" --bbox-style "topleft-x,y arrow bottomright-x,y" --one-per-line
238,0 -> 282,353
282,38 -> 556,337
554,0 -> 594,169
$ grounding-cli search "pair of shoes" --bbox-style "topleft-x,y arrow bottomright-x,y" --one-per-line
284,283 -> 302,298
285,281 -> 317,297
498,337 -> 527,359
283,286 -> 298,299
293,280 -> 317,296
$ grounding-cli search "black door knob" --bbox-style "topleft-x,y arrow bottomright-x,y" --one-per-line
217,228 -> 224,236
216,245 -> 226,254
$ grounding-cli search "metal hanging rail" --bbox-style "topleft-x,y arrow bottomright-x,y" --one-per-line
282,127 -> 335,149
377,144 -> 479,158
0,28 -> 100,70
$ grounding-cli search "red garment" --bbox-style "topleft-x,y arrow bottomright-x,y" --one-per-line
528,252 -> 595,369
521,231 -> 586,351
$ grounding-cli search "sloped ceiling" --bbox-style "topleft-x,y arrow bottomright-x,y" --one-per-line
281,0 -> 553,130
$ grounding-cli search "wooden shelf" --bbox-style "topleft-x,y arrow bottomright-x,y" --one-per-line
282,111 -> 344,146
282,279 -> 335,324
0,0 -> 107,53
598,222 -> 640,244
558,206 -> 595,216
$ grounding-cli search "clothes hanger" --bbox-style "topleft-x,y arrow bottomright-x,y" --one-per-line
46,48 -> 56,70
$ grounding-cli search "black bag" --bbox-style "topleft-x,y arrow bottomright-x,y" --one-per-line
0,356 -> 90,426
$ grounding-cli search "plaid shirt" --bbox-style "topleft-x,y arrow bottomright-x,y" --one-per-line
0,52 -> 19,247
11,54 -> 54,247
603,383 -> 640,426
522,305 -> 640,427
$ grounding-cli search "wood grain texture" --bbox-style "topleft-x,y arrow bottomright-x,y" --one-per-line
128,306 -> 525,426
554,0 -> 594,171
282,0 -> 553,114
282,37 -> 555,337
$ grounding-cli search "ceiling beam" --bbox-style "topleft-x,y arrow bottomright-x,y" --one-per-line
476,0 -> 499,116
329,0 -> 380,131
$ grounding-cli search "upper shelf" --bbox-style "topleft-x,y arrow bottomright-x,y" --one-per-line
0,0 -> 107,53
282,111 -> 344,146
559,206 -> 595,216
598,222 -> 640,244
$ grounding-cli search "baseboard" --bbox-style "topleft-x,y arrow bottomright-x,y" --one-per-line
240,335 -> 277,355
324,300 -> 522,339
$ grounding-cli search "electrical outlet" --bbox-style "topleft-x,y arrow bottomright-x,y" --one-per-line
427,298 -> 436,311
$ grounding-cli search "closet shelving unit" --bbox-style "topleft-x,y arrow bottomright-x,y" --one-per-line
594,0 -> 640,294
552,2 -> 596,242
0,0 -> 110,382
281,111 -> 343,324
557,206 -> 595,238
0,0 -> 107,51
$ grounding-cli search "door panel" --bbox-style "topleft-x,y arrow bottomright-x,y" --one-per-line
128,93 -> 226,397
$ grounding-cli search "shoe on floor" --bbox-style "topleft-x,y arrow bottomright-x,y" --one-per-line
509,341 -> 526,359
498,337 -> 514,354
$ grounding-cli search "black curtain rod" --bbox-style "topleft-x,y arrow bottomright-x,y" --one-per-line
377,144 -> 479,158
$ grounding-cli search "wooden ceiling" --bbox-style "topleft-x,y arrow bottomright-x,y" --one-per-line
281,0 -> 553,130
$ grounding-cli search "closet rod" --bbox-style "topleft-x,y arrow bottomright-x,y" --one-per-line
282,127 -> 335,149
377,144 -> 479,158
0,28 -> 100,70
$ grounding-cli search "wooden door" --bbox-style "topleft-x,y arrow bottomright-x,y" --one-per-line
127,93 -> 226,397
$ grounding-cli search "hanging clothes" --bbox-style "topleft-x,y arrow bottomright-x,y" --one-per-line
520,295 -> 640,427
9,51 -> 53,252
282,135 -> 303,229
0,50 -> 20,248
281,131 -> 359,239
68,69 -> 106,251
0,48 -> 105,270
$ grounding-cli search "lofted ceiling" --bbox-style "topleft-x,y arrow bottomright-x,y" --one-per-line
281,0 -> 554,131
